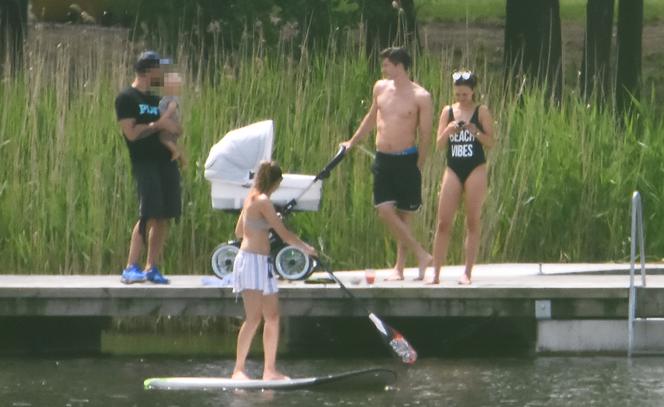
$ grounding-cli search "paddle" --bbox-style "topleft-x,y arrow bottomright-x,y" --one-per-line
315,257 -> 418,365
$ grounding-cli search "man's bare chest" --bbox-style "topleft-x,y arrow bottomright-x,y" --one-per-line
377,93 -> 418,119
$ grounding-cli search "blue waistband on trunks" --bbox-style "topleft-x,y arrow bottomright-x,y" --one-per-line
380,146 -> 418,156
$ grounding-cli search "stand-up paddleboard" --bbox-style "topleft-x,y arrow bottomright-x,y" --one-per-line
144,367 -> 396,391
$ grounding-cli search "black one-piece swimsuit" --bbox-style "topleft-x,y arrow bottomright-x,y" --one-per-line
446,106 -> 486,184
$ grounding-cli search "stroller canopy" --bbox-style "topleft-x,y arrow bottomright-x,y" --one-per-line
204,120 -> 274,183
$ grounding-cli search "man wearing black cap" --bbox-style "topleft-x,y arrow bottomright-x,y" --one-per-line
114,50 -> 181,284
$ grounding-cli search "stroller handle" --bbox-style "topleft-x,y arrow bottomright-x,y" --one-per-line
315,145 -> 347,181
282,146 -> 347,215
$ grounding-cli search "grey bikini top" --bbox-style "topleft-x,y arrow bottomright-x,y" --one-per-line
245,216 -> 270,231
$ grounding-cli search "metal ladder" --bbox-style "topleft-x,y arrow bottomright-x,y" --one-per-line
627,191 -> 647,357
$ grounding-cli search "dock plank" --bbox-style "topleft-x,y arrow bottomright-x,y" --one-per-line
1,263 -> 664,318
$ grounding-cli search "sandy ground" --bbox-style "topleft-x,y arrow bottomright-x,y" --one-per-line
421,21 -> 664,89
25,20 -> 664,97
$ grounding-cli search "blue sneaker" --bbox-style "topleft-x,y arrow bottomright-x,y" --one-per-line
121,264 -> 146,284
145,266 -> 170,285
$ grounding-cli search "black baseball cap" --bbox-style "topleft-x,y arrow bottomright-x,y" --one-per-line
134,50 -> 171,73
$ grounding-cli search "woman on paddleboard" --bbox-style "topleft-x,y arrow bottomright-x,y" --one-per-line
232,161 -> 317,381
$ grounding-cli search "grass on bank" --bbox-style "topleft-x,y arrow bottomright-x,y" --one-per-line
416,0 -> 664,24
1,26 -> 663,275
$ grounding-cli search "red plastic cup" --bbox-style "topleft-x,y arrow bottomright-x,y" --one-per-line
365,269 -> 375,285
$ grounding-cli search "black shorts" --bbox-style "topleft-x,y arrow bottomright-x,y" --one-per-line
132,160 -> 182,220
372,151 -> 422,212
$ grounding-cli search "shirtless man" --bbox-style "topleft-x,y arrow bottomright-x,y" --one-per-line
341,47 -> 433,281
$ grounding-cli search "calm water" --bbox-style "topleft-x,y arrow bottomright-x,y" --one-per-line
2,356 -> 664,406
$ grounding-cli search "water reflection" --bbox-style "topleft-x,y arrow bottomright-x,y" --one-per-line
2,357 -> 664,406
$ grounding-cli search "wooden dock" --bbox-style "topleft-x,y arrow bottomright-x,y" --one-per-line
3,263 -> 664,354
2,263 -> 664,318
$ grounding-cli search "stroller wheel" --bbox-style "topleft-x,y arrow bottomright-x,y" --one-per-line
211,243 -> 240,279
274,245 -> 313,281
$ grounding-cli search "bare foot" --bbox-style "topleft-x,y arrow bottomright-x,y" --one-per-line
416,253 -> 433,280
232,370 -> 252,380
425,277 -> 440,285
263,370 -> 290,381
384,270 -> 404,281
457,274 -> 472,285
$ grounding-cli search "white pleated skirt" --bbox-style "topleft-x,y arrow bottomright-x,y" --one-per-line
232,250 -> 279,295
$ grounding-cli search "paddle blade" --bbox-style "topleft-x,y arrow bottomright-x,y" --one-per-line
369,313 -> 418,364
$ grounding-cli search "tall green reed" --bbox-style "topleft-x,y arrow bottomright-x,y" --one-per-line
1,25 -> 662,275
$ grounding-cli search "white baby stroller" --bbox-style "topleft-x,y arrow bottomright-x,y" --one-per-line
204,120 -> 345,280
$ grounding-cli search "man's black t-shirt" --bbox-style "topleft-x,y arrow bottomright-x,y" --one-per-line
115,87 -> 170,163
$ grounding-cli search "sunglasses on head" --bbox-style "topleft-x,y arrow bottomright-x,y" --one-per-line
452,71 -> 473,81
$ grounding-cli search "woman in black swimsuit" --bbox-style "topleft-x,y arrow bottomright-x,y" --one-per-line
429,71 -> 495,285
